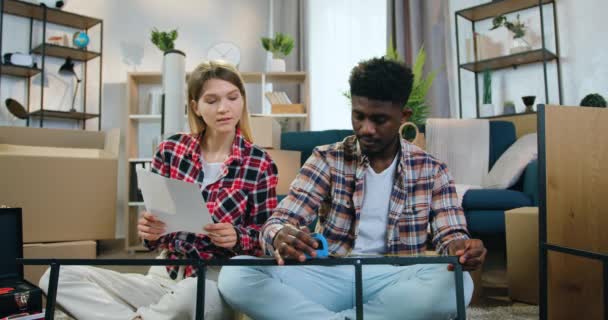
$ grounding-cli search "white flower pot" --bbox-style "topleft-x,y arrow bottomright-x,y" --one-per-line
269,58 -> 286,72
493,104 -> 504,116
480,104 -> 495,117
162,50 -> 186,135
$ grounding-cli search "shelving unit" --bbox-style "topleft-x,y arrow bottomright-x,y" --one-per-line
124,71 -> 309,251
454,0 -> 562,118
0,0 -> 103,130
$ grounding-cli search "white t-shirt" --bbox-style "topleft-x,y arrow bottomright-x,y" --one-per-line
351,155 -> 398,255
201,160 -> 223,189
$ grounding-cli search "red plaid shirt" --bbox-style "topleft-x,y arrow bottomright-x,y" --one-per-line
144,129 -> 278,279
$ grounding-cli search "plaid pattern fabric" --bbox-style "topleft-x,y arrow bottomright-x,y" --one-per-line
262,135 -> 470,257
145,129 -> 278,279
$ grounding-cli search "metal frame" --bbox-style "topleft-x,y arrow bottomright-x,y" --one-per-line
19,256 -> 467,320
0,0 -> 103,130
537,105 -> 608,320
455,0 -> 563,119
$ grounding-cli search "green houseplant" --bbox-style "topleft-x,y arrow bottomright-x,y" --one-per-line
261,32 -> 295,72
150,28 -> 178,52
480,69 -> 494,117
490,14 -> 530,53
580,93 -> 607,108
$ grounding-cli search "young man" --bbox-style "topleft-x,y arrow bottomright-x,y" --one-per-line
218,57 -> 486,320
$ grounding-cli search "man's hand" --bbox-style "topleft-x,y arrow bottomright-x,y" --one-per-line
272,225 -> 318,265
204,223 -> 238,249
447,238 -> 487,271
137,211 -> 166,241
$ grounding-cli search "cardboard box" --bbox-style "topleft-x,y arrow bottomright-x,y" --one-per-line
250,116 -> 281,149
0,126 -> 119,243
505,206 -> 538,304
23,241 -> 97,286
265,149 -> 301,195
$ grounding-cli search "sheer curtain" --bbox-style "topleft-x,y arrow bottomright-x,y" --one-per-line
305,0 -> 387,130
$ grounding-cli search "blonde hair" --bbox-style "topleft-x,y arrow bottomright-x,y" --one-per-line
187,60 -> 254,142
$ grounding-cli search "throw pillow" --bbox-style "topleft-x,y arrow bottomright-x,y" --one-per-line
483,133 -> 537,189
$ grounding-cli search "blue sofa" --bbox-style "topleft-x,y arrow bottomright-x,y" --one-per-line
279,122 -> 538,235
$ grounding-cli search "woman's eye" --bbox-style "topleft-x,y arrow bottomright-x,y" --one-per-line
228,96 -> 239,101
205,100 -> 217,104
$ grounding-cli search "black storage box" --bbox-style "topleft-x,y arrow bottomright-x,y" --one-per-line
0,208 -> 43,317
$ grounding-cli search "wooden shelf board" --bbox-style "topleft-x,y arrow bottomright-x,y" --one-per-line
29,109 -> 99,120
456,0 -> 554,22
460,49 -> 557,72
265,72 -> 306,82
0,64 -> 41,77
31,43 -> 100,62
3,0 -> 102,29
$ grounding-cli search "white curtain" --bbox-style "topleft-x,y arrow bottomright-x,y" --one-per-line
305,0 -> 387,130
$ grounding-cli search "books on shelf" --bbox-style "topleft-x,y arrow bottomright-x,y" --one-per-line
265,91 -> 292,105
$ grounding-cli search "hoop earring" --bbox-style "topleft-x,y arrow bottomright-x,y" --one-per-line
398,122 -> 419,142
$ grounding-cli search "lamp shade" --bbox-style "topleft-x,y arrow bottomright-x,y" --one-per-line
58,57 -> 75,76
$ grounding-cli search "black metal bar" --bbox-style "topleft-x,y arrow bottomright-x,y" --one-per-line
355,260 -> 363,320
83,27 -> 88,130
472,21 -> 480,118
195,261 -> 206,320
98,20 -> 103,131
538,104 -> 548,320
545,244 -> 608,261
18,256 -> 461,266
39,4 -> 47,128
455,12 -> 463,118
604,260 -> 608,320
27,17 -> 33,127
455,262 -> 466,320
539,0 -> 549,104
551,2 -> 563,105
44,263 -> 60,320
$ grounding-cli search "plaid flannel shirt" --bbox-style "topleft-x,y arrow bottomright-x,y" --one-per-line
262,135 -> 469,257
145,129 -> 278,279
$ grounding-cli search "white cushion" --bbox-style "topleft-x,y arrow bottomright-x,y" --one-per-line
483,133 -> 538,189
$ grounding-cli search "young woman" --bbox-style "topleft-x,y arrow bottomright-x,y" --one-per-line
39,60 -> 278,320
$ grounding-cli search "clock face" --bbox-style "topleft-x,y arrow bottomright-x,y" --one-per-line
207,42 -> 241,67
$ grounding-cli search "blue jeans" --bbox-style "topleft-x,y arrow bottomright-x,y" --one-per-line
218,256 -> 473,320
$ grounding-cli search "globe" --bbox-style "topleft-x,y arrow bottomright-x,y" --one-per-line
73,31 -> 89,49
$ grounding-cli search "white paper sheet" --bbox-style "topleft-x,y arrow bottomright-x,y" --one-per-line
136,169 -> 212,235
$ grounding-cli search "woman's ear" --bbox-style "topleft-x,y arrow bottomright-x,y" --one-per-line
189,100 -> 199,117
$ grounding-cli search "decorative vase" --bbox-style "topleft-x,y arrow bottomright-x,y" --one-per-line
269,58 -> 286,72
493,104 -> 504,116
510,37 -> 531,54
480,103 -> 495,117
504,104 -> 516,115
162,49 -> 186,135
522,95 -> 536,113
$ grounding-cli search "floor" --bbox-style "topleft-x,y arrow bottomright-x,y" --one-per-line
55,239 -> 539,320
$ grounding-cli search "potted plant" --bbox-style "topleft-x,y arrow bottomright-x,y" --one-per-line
490,14 -> 531,54
480,69 -> 494,117
151,28 -> 185,135
580,93 -> 607,108
261,32 -> 294,72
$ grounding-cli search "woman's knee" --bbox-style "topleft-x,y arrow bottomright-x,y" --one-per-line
38,265 -> 91,293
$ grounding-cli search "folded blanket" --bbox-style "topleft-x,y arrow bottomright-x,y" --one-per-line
426,118 -> 490,187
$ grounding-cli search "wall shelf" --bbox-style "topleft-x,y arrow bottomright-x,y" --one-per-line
31,43 -> 101,62
460,49 -> 558,72
2,0 -> 101,29
0,64 -> 41,77
29,109 -> 99,120
455,0 -> 562,118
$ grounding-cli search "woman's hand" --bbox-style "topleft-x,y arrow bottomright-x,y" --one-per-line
204,223 -> 238,249
137,211 -> 166,241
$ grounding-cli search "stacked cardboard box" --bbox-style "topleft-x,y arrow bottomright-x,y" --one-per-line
249,117 -> 301,195
0,126 -> 119,285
